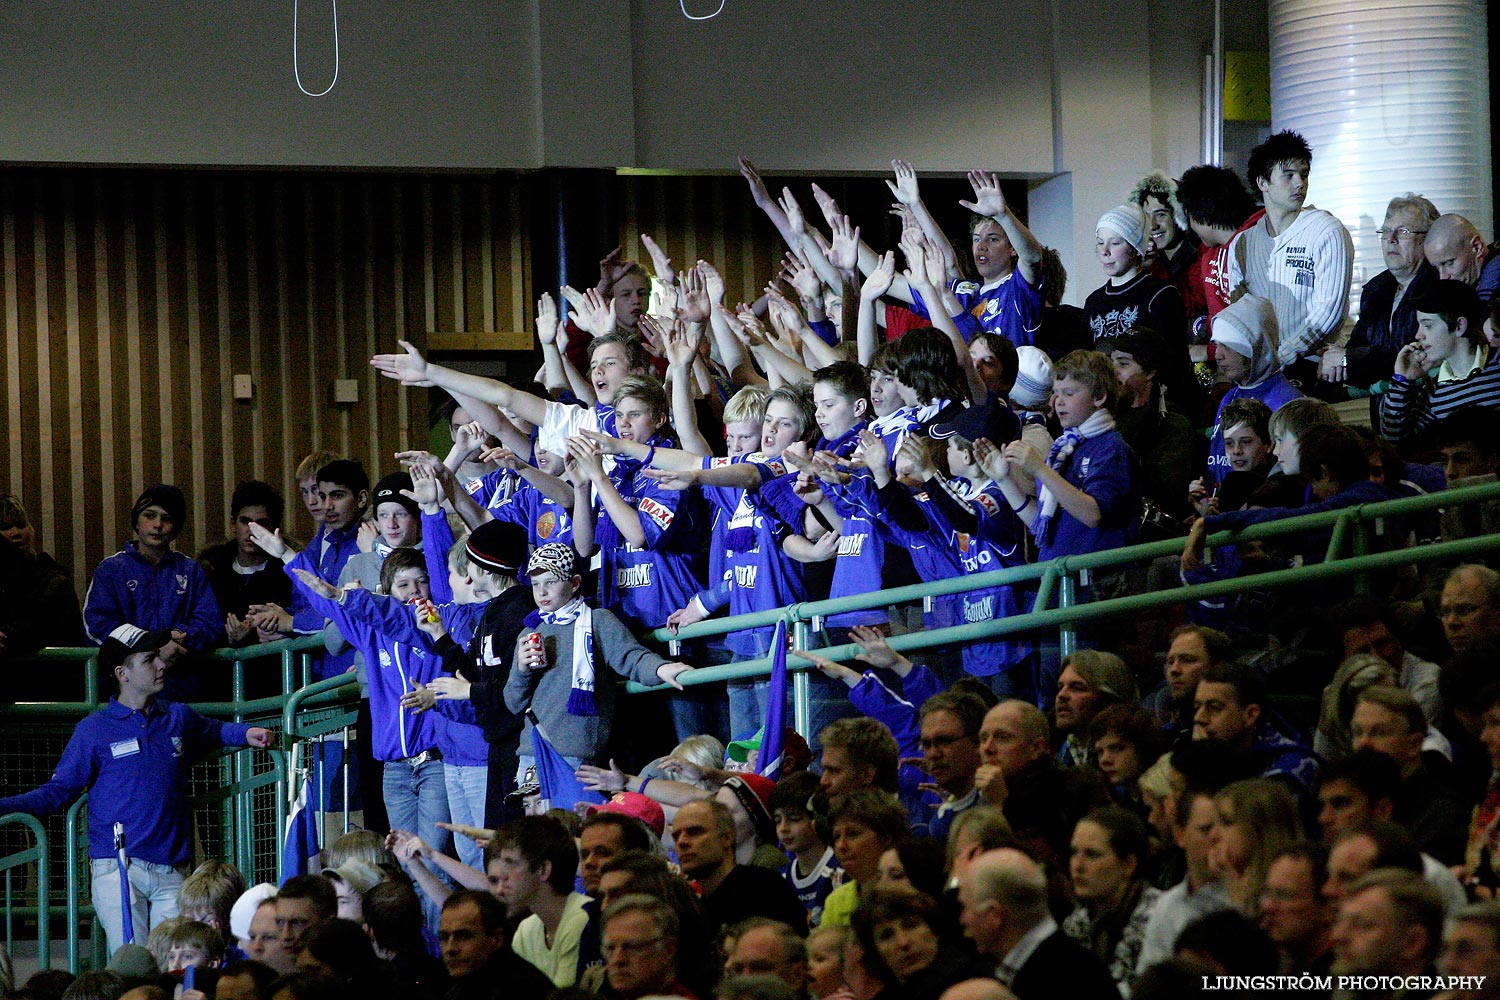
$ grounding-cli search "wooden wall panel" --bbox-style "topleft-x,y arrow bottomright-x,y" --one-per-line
0,168 -> 530,600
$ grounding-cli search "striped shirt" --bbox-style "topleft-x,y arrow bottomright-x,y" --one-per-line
1228,207 -> 1354,364
1379,347 -> 1500,443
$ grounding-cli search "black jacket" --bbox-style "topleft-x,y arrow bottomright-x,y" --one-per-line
1009,929 -> 1119,1000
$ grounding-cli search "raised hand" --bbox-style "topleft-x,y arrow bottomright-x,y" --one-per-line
850,624 -> 909,674
809,183 -> 843,228
637,314 -> 667,356
973,437 -> 1010,483
738,156 -> 773,209
856,428 -> 889,472
918,235 -> 949,291
640,234 -> 677,287
782,250 -> 822,304
436,821 -> 495,847
356,520 -> 378,553
959,170 -> 1008,220
403,462 -> 442,509
697,259 -> 726,305
897,435 -> 937,481
566,435 -> 607,483
536,292 -> 559,346
597,246 -> 628,290
575,759 -> 630,795
452,421 -> 487,455
292,568 -> 341,601
886,159 -> 921,206
578,427 -> 628,457
663,318 -> 698,370
639,467 -> 697,491
861,250 -> 897,302
575,288 -> 618,338
370,340 -> 433,386
247,523 -> 289,559
678,265 -> 711,324
777,187 -> 808,237
763,289 -> 806,356
827,213 -> 861,272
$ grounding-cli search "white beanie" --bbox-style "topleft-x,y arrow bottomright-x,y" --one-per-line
1211,294 -> 1282,384
1009,346 -> 1055,409
230,882 -> 278,943
1095,204 -> 1148,255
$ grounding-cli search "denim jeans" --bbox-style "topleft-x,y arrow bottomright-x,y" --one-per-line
443,764 -> 489,870
726,679 -> 771,744
382,758 -> 453,858
90,857 -> 188,956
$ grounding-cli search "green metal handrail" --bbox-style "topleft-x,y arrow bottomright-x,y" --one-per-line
5,635 -> 328,718
628,479 -> 1500,690
0,813 -> 49,971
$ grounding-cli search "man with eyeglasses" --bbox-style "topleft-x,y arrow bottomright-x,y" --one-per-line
1425,214 -> 1500,302
1440,564 -> 1500,656
1332,194 -> 1440,390
601,894 -> 692,1000
1329,869 -> 1445,994
917,691 -> 986,841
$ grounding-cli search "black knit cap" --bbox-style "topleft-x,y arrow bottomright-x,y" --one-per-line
132,484 -> 187,526
465,520 -> 528,575
372,471 -> 419,518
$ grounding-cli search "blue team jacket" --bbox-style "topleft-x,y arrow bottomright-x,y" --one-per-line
84,544 -> 222,652
0,698 -> 251,863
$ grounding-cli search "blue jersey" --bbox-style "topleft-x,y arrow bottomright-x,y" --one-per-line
465,468 -> 521,511
1206,375 -> 1302,486
0,699 -> 251,863
493,481 -> 574,553
910,270 -> 1045,346
596,448 -> 705,630
824,476 -> 888,630
780,847 -> 844,928
702,454 -> 805,657
1035,430 -> 1140,563
287,559 -> 444,761
287,522 -> 363,678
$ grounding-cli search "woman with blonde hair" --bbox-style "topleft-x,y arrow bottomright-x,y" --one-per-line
1208,779 -> 1302,910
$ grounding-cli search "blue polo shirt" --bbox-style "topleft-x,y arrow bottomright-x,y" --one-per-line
0,699 -> 251,863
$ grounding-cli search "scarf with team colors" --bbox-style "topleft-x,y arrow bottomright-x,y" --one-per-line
1031,409 -> 1115,541
524,596 -> 596,716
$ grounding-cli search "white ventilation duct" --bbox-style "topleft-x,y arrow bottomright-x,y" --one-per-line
1269,0 -> 1492,291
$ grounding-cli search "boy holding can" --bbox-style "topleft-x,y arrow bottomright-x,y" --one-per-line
503,543 -> 696,783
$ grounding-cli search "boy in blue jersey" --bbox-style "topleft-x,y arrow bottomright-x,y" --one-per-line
609,384 -> 819,741
985,350 -> 1141,564
768,771 -> 842,928
486,447 -> 576,561
858,166 -> 1047,346
287,548 -> 453,874
84,484 -> 223,701
0,626 -> 273,955
567,374 -> 704,632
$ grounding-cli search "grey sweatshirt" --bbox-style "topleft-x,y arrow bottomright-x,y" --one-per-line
504,606 -> 669,760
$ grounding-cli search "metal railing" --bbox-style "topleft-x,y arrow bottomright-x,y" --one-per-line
0,814 -> 49,972
625,480 -> 1500,729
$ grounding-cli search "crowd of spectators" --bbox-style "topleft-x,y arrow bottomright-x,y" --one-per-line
7,131 -> 1500,1000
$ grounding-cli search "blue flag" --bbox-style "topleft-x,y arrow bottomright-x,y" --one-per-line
760,620 -> 788,780
113,822 -> 134,945
280,757 -> 322,884
528,710 -> 605,812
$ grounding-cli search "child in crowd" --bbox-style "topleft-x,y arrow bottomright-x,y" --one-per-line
84,484 -> 222,701
1380,280 -> 1500,445
158,917 -> 225,974
503,543 -> 695,780
985,350 -> 1141,565
769,770 -> 842,928
198,480 -> 293,646
283,546 -> 453,865
1085,205 -> 1196,409
1204,294 -> 1302,488
1190,397 -> 1274,517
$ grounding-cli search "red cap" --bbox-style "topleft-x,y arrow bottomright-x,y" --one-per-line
585,791 -> 665,838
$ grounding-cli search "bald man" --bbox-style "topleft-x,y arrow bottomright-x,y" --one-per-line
939,979 -> 1020,1000
957,849 -> 1116,1000
1441,564 -> 1500,654
1425,214 -> 1500,302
